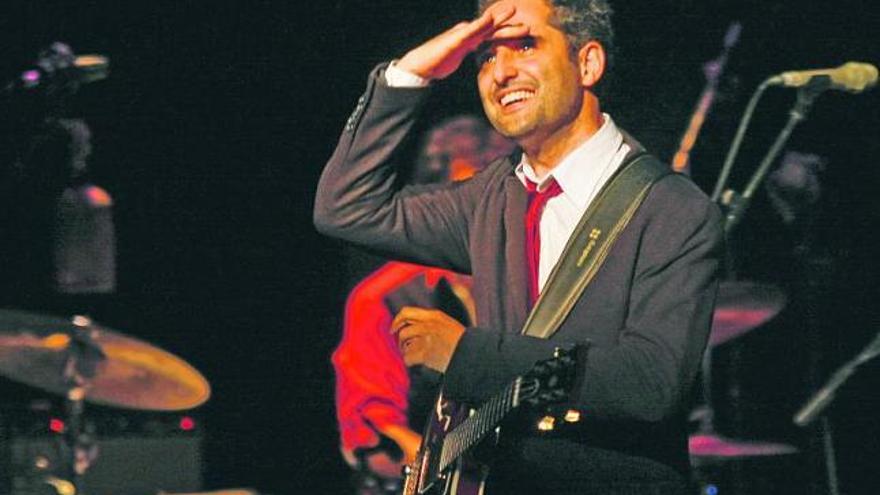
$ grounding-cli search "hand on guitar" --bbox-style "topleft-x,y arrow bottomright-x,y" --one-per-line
343,425 -> 422,480
375,424 -> 422,476
391,306 -> 466,373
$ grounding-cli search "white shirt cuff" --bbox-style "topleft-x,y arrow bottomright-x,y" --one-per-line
385,60 -> 430,88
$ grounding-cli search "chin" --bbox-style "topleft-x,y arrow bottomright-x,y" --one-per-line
497,121 -> 539,142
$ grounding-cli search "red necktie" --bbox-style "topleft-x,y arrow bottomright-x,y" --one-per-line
524,178 -> 562,307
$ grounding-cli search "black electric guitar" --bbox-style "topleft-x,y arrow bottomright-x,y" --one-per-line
402,348 -> 578,495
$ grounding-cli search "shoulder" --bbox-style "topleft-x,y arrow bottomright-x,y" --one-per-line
646,172 -> 720,219
614,148 -> 720,225
635,172 -> 724,250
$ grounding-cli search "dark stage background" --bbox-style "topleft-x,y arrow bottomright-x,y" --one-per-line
0,0 -> 877,493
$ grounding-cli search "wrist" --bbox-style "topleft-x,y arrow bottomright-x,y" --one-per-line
385,60 -> 430,88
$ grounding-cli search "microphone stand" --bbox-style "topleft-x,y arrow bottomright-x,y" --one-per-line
720,83 -> 823,236
794,330 -> 880,426
713,81 -> 824,493
793,329 -> 880,495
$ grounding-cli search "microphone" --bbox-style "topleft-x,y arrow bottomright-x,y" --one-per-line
21,56 -> 110,89
73,54 -> 110,84
53,184 -> 117,294
15,42 -> 110,91
50,118 -> 116,295
768,61 -> 877,93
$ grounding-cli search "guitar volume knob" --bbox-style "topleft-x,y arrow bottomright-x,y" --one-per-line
537,415 -> 556,431
564,409 -> 581,423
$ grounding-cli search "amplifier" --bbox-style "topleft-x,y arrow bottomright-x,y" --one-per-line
5,435 -> 203,495
0,384 -> 204,495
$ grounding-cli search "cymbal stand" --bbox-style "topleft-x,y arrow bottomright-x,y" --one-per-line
794,328 -> 880,495
698,82 -> 824,494
54,315 -> 104,495
819,417 -> 840,495
695,346 -> 719,436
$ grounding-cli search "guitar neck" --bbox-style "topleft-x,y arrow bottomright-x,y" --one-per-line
438,377 -> 523,472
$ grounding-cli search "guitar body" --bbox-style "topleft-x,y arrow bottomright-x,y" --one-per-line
403,392 -> 490,495
402,348 -> 577,495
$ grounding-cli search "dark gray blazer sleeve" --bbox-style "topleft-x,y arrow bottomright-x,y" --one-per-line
313,64 -> 481,273
444,175 -> 723,422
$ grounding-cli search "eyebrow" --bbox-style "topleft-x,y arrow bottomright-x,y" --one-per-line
476,35 -> 536,55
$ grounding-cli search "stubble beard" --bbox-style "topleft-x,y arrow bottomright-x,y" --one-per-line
482,87 -> 581,152
482,97 -> 545,145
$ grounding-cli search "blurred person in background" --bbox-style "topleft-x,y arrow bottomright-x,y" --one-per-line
332,115 -> 513,495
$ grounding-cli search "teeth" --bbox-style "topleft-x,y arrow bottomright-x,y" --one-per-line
500,90 -> 534,106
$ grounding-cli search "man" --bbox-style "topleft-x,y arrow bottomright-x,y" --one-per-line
315,0 -> 723,492
332,116 -> 511,494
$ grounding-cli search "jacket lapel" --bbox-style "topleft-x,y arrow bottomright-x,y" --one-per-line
502,174 -> 530,333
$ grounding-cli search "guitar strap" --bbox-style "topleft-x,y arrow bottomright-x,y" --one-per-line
521,153 -> 671,339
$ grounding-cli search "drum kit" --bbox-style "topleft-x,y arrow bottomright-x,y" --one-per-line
691,280 -> 797,461
0,308 -> 211,494
0,285 -> 793,476
670,20 -> 837,474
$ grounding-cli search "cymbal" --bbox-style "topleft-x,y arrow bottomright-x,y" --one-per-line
710,281 -> 787,347
689,433 -> 798,461
0,309 -> 210,411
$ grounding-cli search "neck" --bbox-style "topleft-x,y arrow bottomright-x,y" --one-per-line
521,97 -> 603,179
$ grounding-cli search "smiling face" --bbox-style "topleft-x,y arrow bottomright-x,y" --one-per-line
476,0 -> 590,149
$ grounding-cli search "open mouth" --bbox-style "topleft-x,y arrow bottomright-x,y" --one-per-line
498,89 -> 535,108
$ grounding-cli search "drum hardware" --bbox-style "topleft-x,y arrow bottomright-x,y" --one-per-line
791,327 -> 880,495
686,61 -> 879,472
689,433 -> 798,461
705,66 -> 876,492
690,281 -> 798,466
669,24 -> 800,467
709,281 -> 787,348
0,309 -> 211,494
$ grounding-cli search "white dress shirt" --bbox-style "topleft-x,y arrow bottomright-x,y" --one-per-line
515,116 -> 630,292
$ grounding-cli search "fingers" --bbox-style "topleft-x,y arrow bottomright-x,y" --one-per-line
390,311 -> 409,336
390,306 -> 434,335
486,3 -> 517,28
453,5 -> 506,34
396,326 -> 425,367
394,315 -> 424,353
397,4 -> 521,81
491,23 -> 530,40
399,338 -> 424,367
390,307 -> 427,362
391,307 -> 434,366
391,306 -> 465,372
454,4 -> 520,48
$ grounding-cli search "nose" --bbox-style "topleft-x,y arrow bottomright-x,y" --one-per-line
492,47 -> 517,85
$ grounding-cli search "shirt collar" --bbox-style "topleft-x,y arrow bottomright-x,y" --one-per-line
515,114 -> 625,207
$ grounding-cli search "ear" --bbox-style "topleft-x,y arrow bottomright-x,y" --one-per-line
577,41 -> 606,88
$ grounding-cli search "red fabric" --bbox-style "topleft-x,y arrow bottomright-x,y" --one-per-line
332,261 -> 461,452
524,178 -> 562,307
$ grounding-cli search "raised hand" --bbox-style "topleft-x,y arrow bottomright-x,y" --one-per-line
391,306 -> 466,373
396,3 -> 528,81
